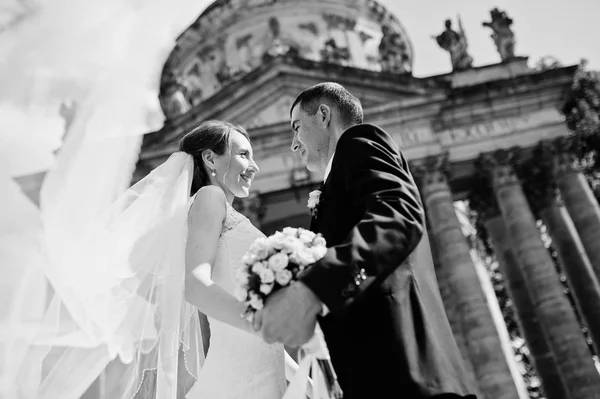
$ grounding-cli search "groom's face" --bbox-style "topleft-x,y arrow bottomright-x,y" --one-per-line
290,103 -> 330,172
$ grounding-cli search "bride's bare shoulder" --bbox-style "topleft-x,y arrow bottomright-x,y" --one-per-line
189,185 -> 227,224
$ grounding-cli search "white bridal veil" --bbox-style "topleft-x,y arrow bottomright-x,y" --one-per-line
0,0 -> 213,397
9,152 -> 204,399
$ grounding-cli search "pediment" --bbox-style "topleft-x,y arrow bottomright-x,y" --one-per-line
144,58 -> 440,151
207,61 -> 437,130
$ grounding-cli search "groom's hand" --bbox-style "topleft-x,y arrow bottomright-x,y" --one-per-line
260,282 -> 323,347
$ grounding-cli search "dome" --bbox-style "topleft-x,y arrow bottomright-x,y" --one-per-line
159,0 -> 413,119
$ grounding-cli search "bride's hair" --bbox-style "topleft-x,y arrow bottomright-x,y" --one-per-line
179,120 -> 250,195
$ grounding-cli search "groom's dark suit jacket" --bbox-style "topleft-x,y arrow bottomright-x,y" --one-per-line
302,124 -> 477,399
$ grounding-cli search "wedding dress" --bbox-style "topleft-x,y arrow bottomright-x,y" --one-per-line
186,198 -> 287,398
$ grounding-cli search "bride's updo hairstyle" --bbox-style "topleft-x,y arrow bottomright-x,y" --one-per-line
179,120 -> 250,195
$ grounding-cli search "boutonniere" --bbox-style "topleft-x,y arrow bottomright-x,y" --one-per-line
307,190 -> 321,217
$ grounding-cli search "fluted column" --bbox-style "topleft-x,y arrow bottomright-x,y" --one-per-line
469,170 -> 569,399
520,141 -> 600,355
412,153 -> 519,399
554,137 -> 600,283
482,149 -> 600,399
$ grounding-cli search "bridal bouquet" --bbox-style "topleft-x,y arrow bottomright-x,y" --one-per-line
236,227 -> 343,399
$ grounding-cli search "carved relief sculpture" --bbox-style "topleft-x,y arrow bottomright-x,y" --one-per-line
433,17 -> 473,71
378,25 -> 410,74
482,8 -> 516,62
263,16 -> 302,60
159,71 -> 191,119
320,38 -> 350,65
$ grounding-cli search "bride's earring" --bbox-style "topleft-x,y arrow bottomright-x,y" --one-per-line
211,169 -> 216,177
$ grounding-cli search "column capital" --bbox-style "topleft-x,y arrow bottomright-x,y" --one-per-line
553,135 -> 584,174
469,156 -> 501,221
518,141 -> 562,218
409,151 -> 451,188
478,147 -> 521,187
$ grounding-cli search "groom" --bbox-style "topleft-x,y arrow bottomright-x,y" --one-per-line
258,82 -> 477,399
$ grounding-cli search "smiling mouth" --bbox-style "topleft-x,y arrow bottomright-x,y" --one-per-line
240,173 -> 253,185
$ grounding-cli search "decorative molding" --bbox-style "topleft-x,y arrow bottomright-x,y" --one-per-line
437,109 -> 565,147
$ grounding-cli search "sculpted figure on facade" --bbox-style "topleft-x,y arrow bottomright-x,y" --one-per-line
263,17 -> 294,59
159,72 -> 191,119
482,8 -> 516,61
434,18 -> 473,71
320,38 -> 350,65
378,24 -> 410,74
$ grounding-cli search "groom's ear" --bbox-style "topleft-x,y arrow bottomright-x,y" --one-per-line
318,104 -> 331,126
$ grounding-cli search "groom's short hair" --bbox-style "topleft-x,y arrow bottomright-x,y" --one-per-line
290,82 -> 363,129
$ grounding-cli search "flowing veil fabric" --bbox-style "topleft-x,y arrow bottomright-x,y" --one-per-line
0,1 -> 212,397
9,152 -> 205,399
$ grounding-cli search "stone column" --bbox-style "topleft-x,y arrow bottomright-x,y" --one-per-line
412,153 -> 519,399
521,141 -> 600,355
484,216 -> 568,399
554,137 -> 600,283
482,149 -> 600,399
425,217 -> 481,397
470,169 -> 569,399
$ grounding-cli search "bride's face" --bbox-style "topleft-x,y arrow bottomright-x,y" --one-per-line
213,130 -> 259,199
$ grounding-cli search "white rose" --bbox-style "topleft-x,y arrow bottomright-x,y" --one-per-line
259,268 -> 275,284
299,230 -> 316,244
234,286 -> 248,301
268,252 -> 289,272
291,247 -> 317,266
275,269 -> 293,286
281,236 -> 302,254
250,237 -> 272,260
268,232 -> 286,250
307,190 -> 321,209
241,253 -> 257,266
260,283 -> 274,295
251,262 -> 265,274
281,227 -> 297,237
311,245 -> 327,260
312,235 -> 326,247
249,293 -> 264,310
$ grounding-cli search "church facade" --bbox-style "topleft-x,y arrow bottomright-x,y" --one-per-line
136,1 -> 600,398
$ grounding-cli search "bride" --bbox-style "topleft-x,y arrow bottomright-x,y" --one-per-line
180,120 -> 293,398
9,120 -> 302,399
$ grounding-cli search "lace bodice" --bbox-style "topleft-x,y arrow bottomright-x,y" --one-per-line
186,197 -> 286,399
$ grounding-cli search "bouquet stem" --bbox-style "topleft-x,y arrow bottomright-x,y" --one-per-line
301,323 -> 343,399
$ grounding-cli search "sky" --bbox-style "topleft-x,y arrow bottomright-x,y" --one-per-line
383,0 -> 600,77
0,0 -> 598,177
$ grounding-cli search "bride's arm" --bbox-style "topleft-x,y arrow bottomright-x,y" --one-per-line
184,186 -> 254,334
